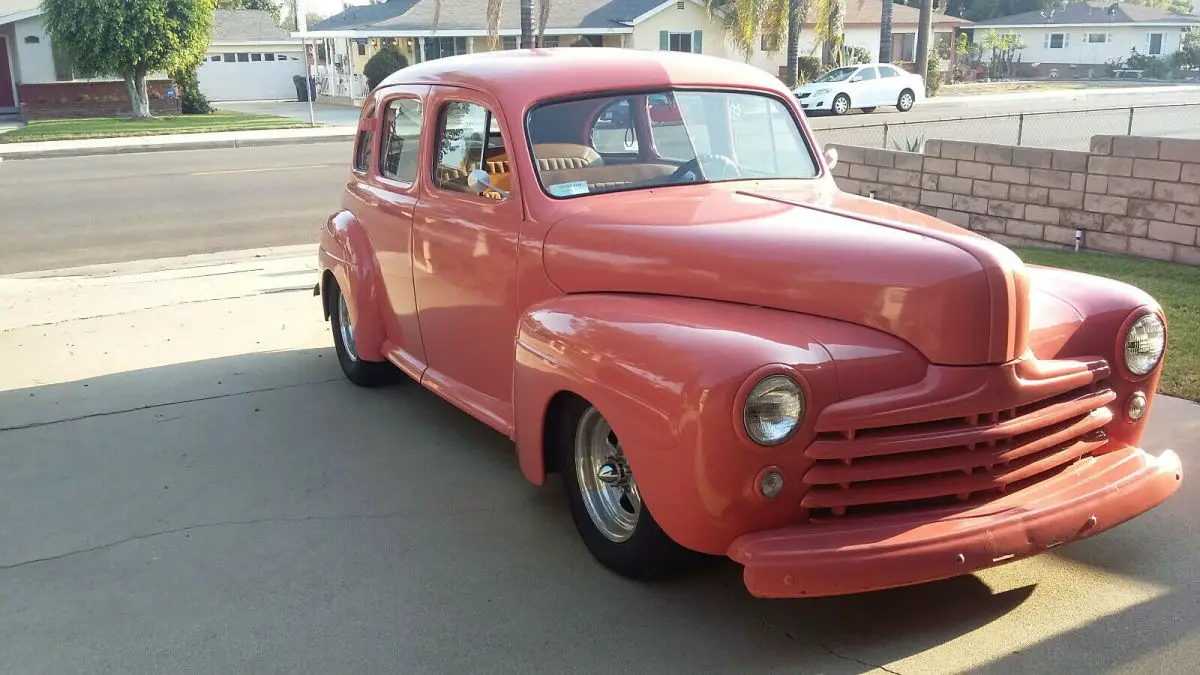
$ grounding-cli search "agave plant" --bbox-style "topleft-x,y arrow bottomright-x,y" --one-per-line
891,134 -> 925,153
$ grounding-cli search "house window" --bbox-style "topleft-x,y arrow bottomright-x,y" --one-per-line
357,41 -> 367,56
502,36 -> 517,50
1086,33 -> 1110,43
892,33 -> 916,61
1045,33 -> 1069,49
265,53 -> 275,61
223,52 -> 236,62
381,98 -> 423,182
209,55 -> 221,62
425,36 -> 468,60
538,36 -> 559,48
1148,32 -> 1164,55
251,53 -> 262,61
236,52 -> 250,62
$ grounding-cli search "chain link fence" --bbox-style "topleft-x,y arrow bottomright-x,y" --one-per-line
814,103 -> 1200,152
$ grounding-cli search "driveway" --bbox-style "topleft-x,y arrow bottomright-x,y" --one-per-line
1,246 -> 1197,674
216,100 -> 362,127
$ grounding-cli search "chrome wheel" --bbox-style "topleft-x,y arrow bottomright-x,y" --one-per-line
574,407 -> 641,543
832,94 -> 850,115
899,91 -> 914,111
337,291 -> 358,362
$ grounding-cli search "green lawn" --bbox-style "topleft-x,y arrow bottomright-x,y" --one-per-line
1014,247 -> 1199,401
0,110 -> 312,143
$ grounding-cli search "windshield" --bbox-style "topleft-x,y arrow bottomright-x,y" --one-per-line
525,89 -> 818,199
811,67 -> 857,83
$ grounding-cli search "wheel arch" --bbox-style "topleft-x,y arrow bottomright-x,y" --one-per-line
319,209 -> 388,362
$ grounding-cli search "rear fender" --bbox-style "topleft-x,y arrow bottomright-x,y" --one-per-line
513,293 -> 853,554
320,209 -> 387,362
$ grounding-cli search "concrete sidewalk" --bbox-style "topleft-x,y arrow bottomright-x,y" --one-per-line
0,125 -> 355,161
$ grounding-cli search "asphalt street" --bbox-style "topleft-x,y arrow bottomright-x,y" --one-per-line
0,144 -> 348,274
0,248 -> 1196,674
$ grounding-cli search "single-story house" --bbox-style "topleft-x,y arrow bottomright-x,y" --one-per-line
1,5 -> 302,119
198,9 -> 306,101
296,0 -> 971,105
970,2 -> 1200,79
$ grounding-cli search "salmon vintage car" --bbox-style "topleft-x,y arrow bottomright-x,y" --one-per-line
314,48 -> 1182,598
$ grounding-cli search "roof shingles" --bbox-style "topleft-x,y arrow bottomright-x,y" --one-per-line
973,1 -> 1200,26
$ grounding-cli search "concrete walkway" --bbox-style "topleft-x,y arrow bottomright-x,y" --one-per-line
0,125 -> 354,161
1,245 -> 1197,674
215,100 -> 363,127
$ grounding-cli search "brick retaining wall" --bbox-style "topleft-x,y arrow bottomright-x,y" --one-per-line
830,135 -> 1200,266
18,80 -> 181,120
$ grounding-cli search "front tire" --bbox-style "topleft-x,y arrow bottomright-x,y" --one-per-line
831,93 -> 851,116
329,282 -> 397,387
897,89 -> 915,112
557,397 -> 683,580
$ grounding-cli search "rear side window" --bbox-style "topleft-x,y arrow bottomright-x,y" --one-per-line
380,98 -> 423,182
353,129 -> 373,172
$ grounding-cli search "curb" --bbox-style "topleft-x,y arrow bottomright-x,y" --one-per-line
0,129 -> 356,161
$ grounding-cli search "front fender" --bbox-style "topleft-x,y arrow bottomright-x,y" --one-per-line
513,293 -> 860,554
319,209 -> 387,362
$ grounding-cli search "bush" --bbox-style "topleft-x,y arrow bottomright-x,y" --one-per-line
181,86 -> 212,114
364,45 -> 409,91
844,46 -> 872,65
796,56 -> 821,83
926,50 -> 944,96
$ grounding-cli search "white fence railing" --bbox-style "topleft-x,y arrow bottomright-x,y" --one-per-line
313,72 -> 368,100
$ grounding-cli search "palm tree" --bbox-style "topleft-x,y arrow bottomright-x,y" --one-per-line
704,0 -> 809,88
433,0 -> 548,51
876,0 -> 894,65
811,0 -> 845,67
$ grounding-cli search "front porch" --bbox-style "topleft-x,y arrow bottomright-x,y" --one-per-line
304,32 -> 628,106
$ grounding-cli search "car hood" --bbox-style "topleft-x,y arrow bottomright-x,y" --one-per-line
541,182 -> 1031,367
793,82 -> 838,94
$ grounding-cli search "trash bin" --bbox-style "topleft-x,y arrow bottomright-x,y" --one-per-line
293,75 -> 317,103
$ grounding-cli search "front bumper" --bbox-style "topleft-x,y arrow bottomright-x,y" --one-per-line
727,446 -> 1182,598
795,93 -> 829,111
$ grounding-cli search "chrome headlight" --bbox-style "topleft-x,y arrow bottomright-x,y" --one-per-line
1123,313 -> 1165,376
743,375 -> 805,446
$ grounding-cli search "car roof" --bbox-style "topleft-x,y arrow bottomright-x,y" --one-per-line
379,47 -> 793,113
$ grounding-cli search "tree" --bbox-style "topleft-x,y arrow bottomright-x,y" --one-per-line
434,0 -> 548,51
364,45 -> 409,90
42,0 -> 215,119
216,0 -> 280,25
703,1 -> 809,88
877,0 -> 895,66
812,0 -> 846,66
914,0 -> 933,93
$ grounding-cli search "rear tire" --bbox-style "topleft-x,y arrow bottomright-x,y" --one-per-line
557,397 -> 684,580
329,282 -> 398,388
897,89 -> 915,112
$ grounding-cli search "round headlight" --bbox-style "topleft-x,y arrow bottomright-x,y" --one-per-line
1123,313 -> 1166,376
743,375 -> 805,446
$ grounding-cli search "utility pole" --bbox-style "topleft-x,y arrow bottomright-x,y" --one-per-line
914,0 -> 933,96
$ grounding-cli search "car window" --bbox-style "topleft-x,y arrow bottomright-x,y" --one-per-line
855,67 -> 878,81
812,66 -> 857,83
380,98 -> 422,182
528,89 -> 819,199
590,98 -> 638,154
434,101 -> 508,195
354,129 -> 373,173
878,65 -> 900,78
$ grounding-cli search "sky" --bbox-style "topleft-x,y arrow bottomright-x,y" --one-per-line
299,0 -> 369,20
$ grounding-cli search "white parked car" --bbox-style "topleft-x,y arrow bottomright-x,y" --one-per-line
793,63 -> 925,115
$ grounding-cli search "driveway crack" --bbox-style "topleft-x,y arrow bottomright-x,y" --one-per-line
0,378 -> 341,432
757,613 -> 901,674
0,508 -> 495,571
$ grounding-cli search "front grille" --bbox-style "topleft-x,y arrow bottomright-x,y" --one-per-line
802,381 -> 1116,517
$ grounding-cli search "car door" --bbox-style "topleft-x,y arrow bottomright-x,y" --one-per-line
410,85 -> 523,433
875,64 -> 904,105
349,86 -> 430,377
852,66 -> 881,106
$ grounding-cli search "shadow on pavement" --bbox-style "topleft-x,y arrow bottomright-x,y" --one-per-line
1,347 -> 1194,673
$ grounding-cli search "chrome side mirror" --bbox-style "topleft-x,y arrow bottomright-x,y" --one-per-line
467,168 -> 510,200
824,147 -> 838,169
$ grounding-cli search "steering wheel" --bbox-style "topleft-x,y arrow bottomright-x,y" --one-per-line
666,153 -> 741,183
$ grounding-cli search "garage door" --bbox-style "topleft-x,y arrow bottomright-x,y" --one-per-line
197,51 -> 306,102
